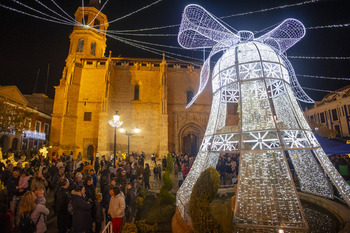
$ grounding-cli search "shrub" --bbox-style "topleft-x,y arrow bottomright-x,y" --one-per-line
189,167 -> 222,233
135,219 -> 158,233
159,171 -> 175,205
122,222 -> 138,233
166,153 -> 174,173
136,196 -> 144,208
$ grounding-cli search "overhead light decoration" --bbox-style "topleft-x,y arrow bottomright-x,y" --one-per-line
176,4 -> 350,231
23,130 -> 45,140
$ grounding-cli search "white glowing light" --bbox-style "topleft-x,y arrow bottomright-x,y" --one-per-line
175,4 -> 350,231
23,130 -> 46,140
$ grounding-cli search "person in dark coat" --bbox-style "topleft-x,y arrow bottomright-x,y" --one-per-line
55,178 -> 71,233
142,163 -> 151,190
93,193 -> 104,233
125,182 -> 136,222
94,158 -> 100,175
71,185 -> 92,233
84,177 -> 96,201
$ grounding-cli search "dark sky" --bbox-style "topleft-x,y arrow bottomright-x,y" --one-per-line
0,0 -> 349,106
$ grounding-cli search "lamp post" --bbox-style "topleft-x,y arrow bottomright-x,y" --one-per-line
119,127 -> 140,156
108,111 -> 123,168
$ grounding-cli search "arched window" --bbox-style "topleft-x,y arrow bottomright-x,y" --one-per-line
187,90 -> 194,104
12,138 -> 18,150
90,42 -> 96,55
77,39 -> 84,52
134,85 -> 140,100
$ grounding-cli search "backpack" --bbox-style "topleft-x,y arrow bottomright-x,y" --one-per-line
19,212 -> 41,233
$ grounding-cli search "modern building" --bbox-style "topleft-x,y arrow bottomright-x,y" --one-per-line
0,86 -> 53,153
50,2 -> 217,158
304,85 -> 350,137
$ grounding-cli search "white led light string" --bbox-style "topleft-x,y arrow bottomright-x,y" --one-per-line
33,0 -> 76,25
297,74 -> 350,81
88,0 -> 110,26
289,56 -> 350,60
8,0 -> 75,25
97,0 -> 162,27
0,3 -> 76,25
49,0 -> 79,24
105,32 -> 201,65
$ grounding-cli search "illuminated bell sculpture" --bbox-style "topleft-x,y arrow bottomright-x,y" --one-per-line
176,4 -> 350,232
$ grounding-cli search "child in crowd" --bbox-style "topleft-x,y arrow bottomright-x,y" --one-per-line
18,172 -> 31,190
94,193 -> 104,233
35,189 -> 46,205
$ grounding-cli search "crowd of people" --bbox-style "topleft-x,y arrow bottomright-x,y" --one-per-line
2,148 -> 349,233
0,151 -> 156,233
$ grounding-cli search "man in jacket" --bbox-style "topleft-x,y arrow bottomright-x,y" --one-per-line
71,185 -> 92,233
55,178 -> 70,233
108,186 -> 125,233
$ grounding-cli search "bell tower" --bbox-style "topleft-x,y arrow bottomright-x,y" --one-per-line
50,1 -> 109,155
67,1 -> 109,60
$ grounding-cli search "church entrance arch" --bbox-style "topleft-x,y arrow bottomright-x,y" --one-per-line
179,123 -> 204,156
0,135 -> 10,152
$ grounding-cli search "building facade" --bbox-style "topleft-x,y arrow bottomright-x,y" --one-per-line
0,86 -> 53,153
50,4 -> 212,158
304,85 -> 350,137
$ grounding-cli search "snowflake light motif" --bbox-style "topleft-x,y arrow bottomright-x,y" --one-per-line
282,130 -> 310,148
244,131 -> 280,150
200,136 -> 212,151
239,63 -> 262,80
211,133 -> 238,151
220,67 -> 236,85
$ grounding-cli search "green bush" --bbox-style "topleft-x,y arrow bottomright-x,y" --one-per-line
135,219 -> 158,233
189,167 -> 222,233
122,222 -> 138,233
166,153 -> 174,173
136,196 -> 144,208
162,171 -> 173,190
159,171 -> 175,205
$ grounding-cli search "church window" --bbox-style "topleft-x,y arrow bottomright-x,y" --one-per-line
331,109 -> 338,121
77,39 -> 84,52
35,121 -> 41,132
94,19 -> 100,29
187,90 -> 194,104
91,42 -> 96,55
134,85 -> 140,100
84,112 -> 92,121
320,112 -> 325,123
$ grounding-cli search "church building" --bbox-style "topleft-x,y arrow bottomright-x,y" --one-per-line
50,2 -> 215,158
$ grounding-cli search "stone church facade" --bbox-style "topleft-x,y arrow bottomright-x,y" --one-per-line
50,4 -> 212,158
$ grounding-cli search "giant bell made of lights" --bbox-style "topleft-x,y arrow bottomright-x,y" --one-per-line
176,4 -> 350,232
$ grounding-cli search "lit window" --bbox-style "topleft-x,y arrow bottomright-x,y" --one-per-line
35,121 -> 41,132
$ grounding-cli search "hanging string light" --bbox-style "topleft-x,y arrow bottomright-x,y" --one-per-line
49,0 -> 79,24
107,31 -> 177,37
289,56 -> 350,60
307,23 -> 350,30
0,3 -> 76,25
89,0 -> 109,26
9,0 -> 75,25
297,74 -> 350,81
302,87 -> 343,94
221,0 -> 319,19
33,0 -> 76,24
98,0 -> 162,26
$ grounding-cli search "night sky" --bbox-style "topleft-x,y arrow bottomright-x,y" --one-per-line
0,0 -> 349,107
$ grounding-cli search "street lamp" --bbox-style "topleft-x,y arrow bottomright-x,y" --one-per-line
119,127 -> 140,157
108,111 -> 123,168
